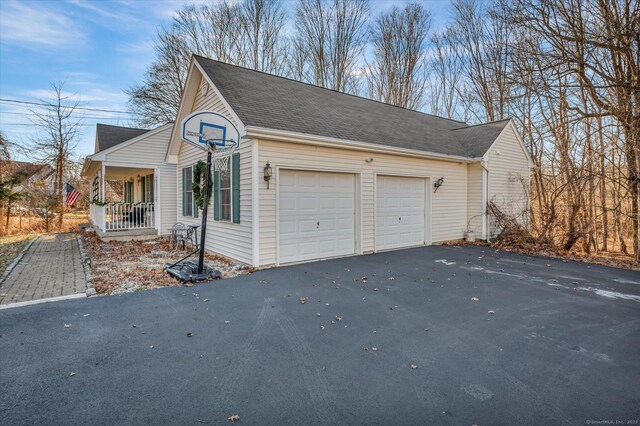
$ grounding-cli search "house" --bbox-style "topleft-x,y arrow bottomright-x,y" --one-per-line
0,160 -> 55,190
164,55 -> 531,267
0,160 -> 57,216
81,123 -> 177,239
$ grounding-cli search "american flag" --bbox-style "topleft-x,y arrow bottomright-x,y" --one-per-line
64,183 -> 80,207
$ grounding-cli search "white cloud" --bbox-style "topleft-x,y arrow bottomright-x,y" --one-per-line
0,0 -> 87,49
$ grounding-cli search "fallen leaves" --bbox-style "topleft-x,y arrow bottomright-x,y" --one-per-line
79,231 -> 248,295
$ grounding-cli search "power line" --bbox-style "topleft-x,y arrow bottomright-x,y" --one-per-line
0,98 -> 139,115
0,110 -> 132,120
1,123 -> 100,127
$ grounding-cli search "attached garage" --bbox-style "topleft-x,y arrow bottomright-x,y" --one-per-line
166,55 -> 532,267
278,170 -> 356,264
375,175 -> 429,251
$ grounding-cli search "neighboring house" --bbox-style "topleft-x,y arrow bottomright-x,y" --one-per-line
81,123 -> 177,238
164,55 -> 531,267
0,160 -> 55,192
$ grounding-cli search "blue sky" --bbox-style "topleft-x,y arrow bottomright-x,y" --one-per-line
0,0 -> 454,160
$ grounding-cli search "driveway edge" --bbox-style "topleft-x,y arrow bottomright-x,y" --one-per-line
0,236 -> 37,285
76,235 -> 95,296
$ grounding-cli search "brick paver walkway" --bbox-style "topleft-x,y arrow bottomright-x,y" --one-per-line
0,233 -> 86,305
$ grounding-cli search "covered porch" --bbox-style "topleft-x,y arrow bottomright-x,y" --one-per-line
85,161 -> 158,235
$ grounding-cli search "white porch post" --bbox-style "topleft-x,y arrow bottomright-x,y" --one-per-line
101,164 -> 106,201
154,168 -> 160,233
100,164 -> 106,231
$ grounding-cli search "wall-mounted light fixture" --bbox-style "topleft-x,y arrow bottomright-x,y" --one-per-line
434,177 -> 444,192
264,161 -> 272,189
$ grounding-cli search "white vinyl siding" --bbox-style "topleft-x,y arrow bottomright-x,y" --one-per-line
485,124 -> 530,237
466,162 -> 483,237
258,140 -> 468,266
104,126 -> 172,164
157,164 -> 177,235
175,74 -> 252,264
177,140 -> 253,264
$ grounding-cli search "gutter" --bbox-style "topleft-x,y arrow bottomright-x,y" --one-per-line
245,126 -> 481,163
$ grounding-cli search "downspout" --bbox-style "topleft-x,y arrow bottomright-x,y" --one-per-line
481,161 -> 490,242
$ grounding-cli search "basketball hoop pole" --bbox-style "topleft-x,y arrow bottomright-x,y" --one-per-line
197,148 -> 213,274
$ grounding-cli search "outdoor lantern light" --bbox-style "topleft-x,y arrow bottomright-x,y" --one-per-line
434,177 -> 444,192
264,161 -> 272,189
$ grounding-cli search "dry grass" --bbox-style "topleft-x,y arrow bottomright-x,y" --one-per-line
486,224 -> 638,271
0,234 -> 37,278
80,231 -> 252,295
1,211 -> 88,236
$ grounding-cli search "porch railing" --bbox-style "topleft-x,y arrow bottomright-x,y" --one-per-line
91,202 -> 155,232
90,203 -> 106,231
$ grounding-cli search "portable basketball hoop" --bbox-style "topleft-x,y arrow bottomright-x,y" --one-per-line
166,111 -> 241,283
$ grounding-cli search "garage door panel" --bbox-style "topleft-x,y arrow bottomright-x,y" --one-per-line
376,175 -> 426,251
279,170 -> 356,264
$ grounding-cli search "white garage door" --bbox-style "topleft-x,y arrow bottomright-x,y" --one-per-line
376,175 -> 426,251
279,170 -> 356,264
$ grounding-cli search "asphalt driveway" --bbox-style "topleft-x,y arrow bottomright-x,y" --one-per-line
1,245 -> 639,425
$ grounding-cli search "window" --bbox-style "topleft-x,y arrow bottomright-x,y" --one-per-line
192,168 -> 199,219
141,174 -> 154,203
182,166 -> 193,216
213,152 -> 239,224
219,169 -> 231,221
124,181 -> 133,203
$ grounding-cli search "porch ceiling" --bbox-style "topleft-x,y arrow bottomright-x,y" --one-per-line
105,166 -> 154,179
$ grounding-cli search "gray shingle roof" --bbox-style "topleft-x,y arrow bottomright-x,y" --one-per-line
195,55 -> 510,158
96,124 -> 150,153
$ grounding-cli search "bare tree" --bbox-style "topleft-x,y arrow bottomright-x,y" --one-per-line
28,82 -> 81,230
445,0 -> 513,122
427,30 -> 467,121
294,0 -> 369,93
238,0 -> 290,74
365,3 -> 431,109
128,0 -> 289,127
509,0 -> 640,260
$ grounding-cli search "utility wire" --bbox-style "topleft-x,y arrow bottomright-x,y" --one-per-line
0,111 -> 132,120
0,98 -> 138,114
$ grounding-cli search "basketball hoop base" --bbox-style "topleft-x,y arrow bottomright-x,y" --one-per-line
166,260 -> 222,283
